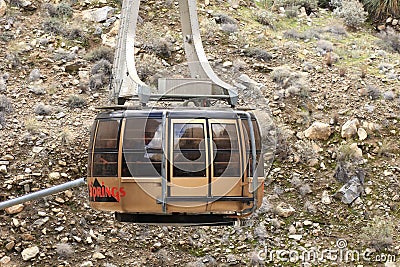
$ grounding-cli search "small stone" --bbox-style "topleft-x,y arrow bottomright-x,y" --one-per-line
321,190 -> 331,204
21,246 -> 39,261
153,242 -> 162,249
357,128 -> 368,141
275,202 -> 295,218
32,146 -> 44,153
365,187 -> 372,195
0,165 -> 7,174
5,204 -> 24,214
341,119 -> 360,139
384,170 -> 393,176
304,121 -> 332,140
2,154 -> 14,160
55,112 -> 66,119
21,233 -> 34,241
392,19 -> 398,26
303,220 -> 313,226
377,24 -> 386,31
349,143 -> 363,159
289,234 -> 302,241
81,261 -> 94,267
12,218 -> 20,227
288,225 -> 296,234
5,241 -> 15,250
49,172 -> 60,180
92,251 -> 105,259
0,256 -> 11,265
223,61 -> 233,67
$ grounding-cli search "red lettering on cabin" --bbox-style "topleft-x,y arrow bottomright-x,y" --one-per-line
88,179 -> 126,202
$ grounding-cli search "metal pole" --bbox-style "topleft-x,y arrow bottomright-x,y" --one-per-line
0,178 -> 86,210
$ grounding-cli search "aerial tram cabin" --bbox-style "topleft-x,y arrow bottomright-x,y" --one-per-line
87,109 -> 264,225
0,0 -> 269,226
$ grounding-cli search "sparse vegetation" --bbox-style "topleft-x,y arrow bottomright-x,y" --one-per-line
55,242 -> 74,258
43,2 -> 73,18
67,95 -> 87,108
0,95 -> 13,127
243,47 -> 273,61
42,18 -> 67,35
86,46 -> 114,63
271,65 -> 309,96
34,103 -> 52,116
24,117 -> 41,134
333,0 -> 367,28
255,10 -> 276,28
366,84 -> 381,100
361,216 -> 394,251
377,27 -> 400,53
274,0 -> 318,13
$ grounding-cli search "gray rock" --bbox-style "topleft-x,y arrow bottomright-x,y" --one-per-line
335,172 -> 364,204
383,91 -> 395,100
82,6 -> 115,22
0,79 -> 6,92
341,118 -> 360,139
29,68 -> 41,82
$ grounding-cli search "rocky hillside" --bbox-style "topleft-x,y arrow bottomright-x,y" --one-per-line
0,0 -> 399,266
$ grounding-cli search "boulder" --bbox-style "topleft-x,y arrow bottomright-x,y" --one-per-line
341,119 -> 360,139
5,204 -> 24,214
82,6 -> 114,23
357,127 -> 368,141
21,246 -> 39,261
304,121 -> 331,140
275,202 -> 295,218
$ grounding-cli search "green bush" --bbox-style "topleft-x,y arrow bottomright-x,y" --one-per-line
362,0 -> 400,20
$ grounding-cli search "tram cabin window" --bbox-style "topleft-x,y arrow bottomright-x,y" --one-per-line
211,123 -> 240,177
92,120 -> 120,177
173,123 -> 207,177
122,118 -> 162,177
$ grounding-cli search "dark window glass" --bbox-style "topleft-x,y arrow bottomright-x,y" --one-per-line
93,153 -> 118,177
92,120 -> 120,177
212,123 -> 240,177
95,120 -> 120,149
173,123 -> 206,177
122,118 -> 162,177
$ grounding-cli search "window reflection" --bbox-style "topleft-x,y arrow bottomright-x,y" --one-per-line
212,123 -> 240,177
173,123 -> 206,177
122,118 -> 162,177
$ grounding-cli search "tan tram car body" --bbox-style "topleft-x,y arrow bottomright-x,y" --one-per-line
87,109 -> 264,225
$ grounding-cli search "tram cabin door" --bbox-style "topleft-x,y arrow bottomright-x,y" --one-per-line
168,118 -> 243,211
